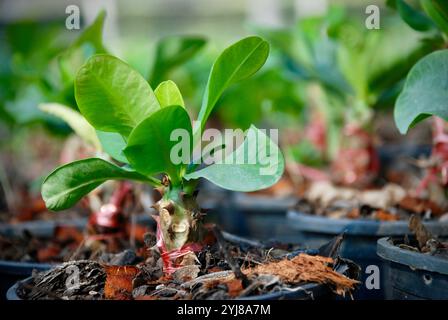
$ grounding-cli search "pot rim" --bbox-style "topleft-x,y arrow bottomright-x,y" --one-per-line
377,237 -> 448,275
287,210 -> 448,236
233,193 -> 297,211
0,259 -> 53,276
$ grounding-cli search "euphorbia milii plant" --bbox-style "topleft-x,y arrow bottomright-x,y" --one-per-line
394,49 -> 448,208
392,0 -> 448,208
41,36 -> 284,272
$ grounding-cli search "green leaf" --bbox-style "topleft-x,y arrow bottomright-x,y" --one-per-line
39,103 -> 101,150
123,105 -> 192,184
5,84 -> 51,124
96,130 -> 128,163
421,0 -> 448,35
395,0 -> 435,32
42,158 -> 152,211
395,50 -> 448,133
72,10 -> 107,52
75,54 -> 160,137
57,10 -> 107,88
184,126 -> 284,192
194,36 -> 270,137
154,80 -> 184,108
149,35 -> 206,86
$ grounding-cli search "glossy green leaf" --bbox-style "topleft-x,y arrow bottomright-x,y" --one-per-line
124,105 -> 192,184
75,54 -> 160,137
155,80 -> 184,108
421,0 -> 448,35
194,36 -> 269,136
42,158 -> 152,211
396,0 -> 435,31
149,36 -> 206,86
96,130 -> 128,163
184,126 -> 284,192
395,50 -> 448,133
39,103 -> 101,150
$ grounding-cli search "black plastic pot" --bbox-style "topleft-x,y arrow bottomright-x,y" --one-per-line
216,192 -> 298,242
0,219 -> 87,300
377,237 -> 448,300
286,210 -> 448,299
1,261 -> 52,301
0,215 -> 155,300
197,180 -> 230,212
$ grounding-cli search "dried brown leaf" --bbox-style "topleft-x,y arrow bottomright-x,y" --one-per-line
104,265 -> 139,300
409,215 -> 434,249
224,279 -> 243,297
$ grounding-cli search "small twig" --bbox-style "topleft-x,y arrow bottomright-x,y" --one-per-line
212,226 -> 250,288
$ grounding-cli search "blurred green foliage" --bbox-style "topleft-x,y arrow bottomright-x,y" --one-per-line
0,11 -> 107,133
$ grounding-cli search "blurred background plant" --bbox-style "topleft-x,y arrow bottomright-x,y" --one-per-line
0,0 -> 437,221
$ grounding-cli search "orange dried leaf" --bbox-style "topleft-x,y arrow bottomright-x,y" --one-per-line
104,265 -> 139,300
224,279 -> 243,297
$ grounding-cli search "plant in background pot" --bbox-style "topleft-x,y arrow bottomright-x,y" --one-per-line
11,36 -> 360,300
263,5 -> 448,299
377,1 -> 448,299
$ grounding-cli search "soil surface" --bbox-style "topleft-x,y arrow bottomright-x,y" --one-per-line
293,184 -> 448,222
0,222 -> 153,264
16,230 -> 360,300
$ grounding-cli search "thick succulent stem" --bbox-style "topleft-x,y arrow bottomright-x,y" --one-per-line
154,185 -> 204,252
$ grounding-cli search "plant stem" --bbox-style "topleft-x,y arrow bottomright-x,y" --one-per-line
155,184 -> 203,252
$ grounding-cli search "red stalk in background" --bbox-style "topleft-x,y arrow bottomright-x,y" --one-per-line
416,117 -> 448,195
